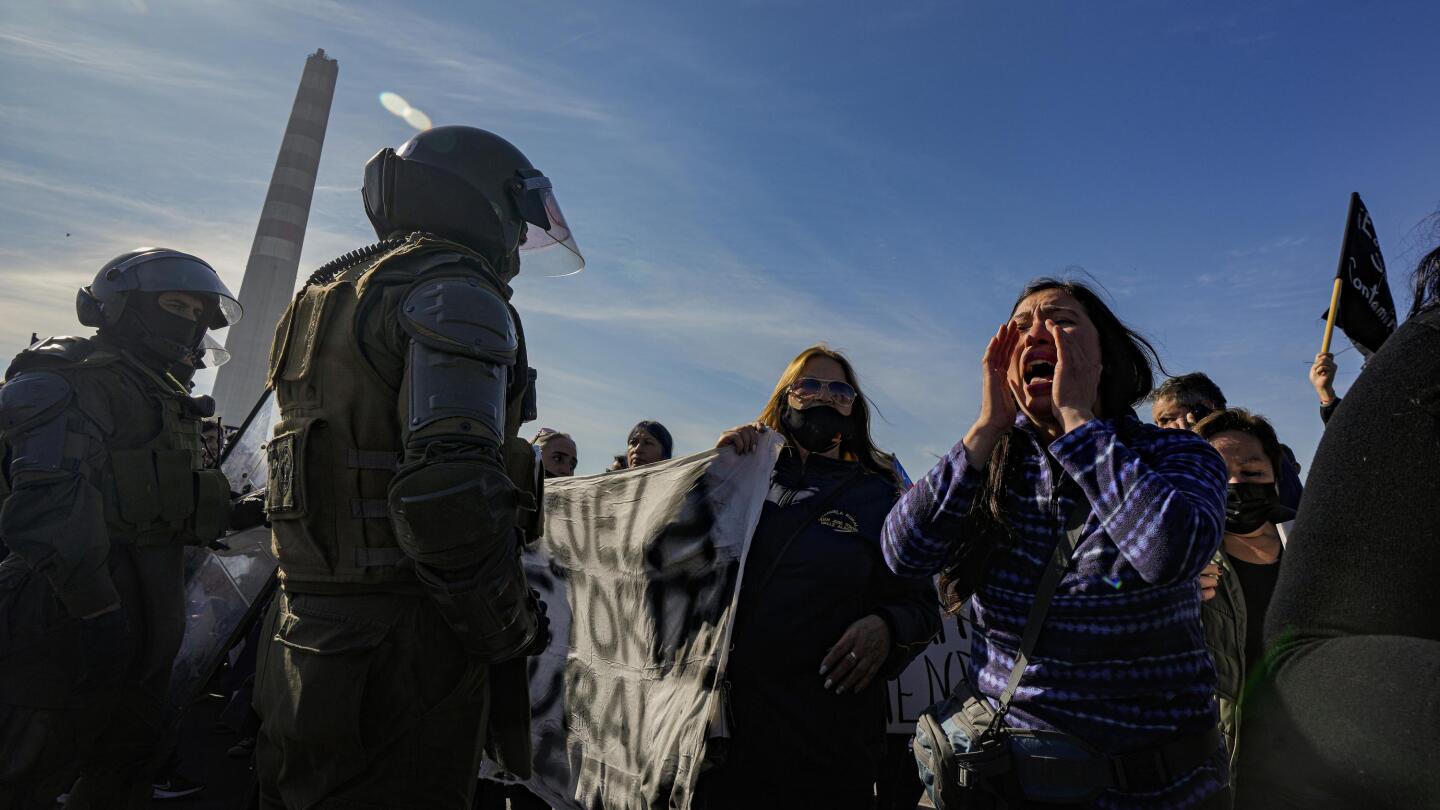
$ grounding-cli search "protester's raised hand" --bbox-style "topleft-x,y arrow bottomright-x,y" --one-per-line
977,321 -> 1021,432
1048,319 -> 1101,433
962,322 -> 1020,468
818,614 -> 891,695
716,423 -> 767,455
1310,352 -> 1338,404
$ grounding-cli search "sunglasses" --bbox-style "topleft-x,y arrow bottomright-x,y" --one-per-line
789,377 -> 858,405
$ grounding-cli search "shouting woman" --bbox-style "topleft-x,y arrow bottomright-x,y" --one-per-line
884,279 -> 1230,808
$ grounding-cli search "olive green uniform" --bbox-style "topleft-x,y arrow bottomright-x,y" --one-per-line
254,235 -> 542,810
0,337 -> 230,809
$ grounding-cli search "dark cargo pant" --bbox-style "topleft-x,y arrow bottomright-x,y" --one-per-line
0,544 -> 186,810
254,590 -> 490,810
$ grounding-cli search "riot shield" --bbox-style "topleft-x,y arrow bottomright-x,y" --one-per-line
169,528 -> 278,709
166,390 -> 280,710
221,390 -> 278,497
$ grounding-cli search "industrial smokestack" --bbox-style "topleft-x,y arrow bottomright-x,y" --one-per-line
211,48 -> 338,423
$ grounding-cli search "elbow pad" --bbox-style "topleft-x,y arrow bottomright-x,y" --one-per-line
388,454 -> 539,661
387,454 -> 519,570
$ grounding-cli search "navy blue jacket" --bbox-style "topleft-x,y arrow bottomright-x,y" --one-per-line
725,448 -> 940,788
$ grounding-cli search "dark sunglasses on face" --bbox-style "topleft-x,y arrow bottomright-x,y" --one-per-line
789,377 -> 858,405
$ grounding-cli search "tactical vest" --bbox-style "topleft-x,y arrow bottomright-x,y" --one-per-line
265,235 -> 540,593
1,337 -> 229,546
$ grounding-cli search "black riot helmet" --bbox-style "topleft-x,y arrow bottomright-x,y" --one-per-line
362,125 -> 584,280
77,248 -> 242,367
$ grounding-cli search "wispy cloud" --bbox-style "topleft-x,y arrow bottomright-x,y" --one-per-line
266,0 -> 616,125
0,25 -> 274,99
0,157 -> 363,356
1225,235 -> 1310,260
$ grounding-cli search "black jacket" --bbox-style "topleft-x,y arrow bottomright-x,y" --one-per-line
1235,306 -> 1440,808
724,448 -> 940,790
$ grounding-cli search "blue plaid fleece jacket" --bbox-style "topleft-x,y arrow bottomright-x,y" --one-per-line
883,414 -> 1229,804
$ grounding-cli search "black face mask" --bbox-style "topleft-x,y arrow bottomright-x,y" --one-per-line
168,359 -> 199,389
1225,482 -> 1293,534
781,403 -> 852,454
106,294 -> 209,369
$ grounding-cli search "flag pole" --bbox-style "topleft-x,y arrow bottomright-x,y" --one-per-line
1320,277 -> 1343,354
1321,192 -> 1361,354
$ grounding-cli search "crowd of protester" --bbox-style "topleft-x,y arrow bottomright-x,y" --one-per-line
268,245 -> 1440,810
513,249 -> 1440,809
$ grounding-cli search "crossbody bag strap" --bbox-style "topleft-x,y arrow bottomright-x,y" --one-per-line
990,488 -> 1090,729
746,466 -> 866,599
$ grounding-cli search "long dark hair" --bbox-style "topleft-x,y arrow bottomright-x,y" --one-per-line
937,278 -> 1163,612
1410,244 -> 1440,317
757,344 -> 898,484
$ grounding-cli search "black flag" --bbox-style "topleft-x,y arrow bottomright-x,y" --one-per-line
1323,192 -> 1398,356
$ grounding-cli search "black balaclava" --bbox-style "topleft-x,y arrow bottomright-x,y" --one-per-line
1225,482 -> 1295,534
103,292 -> 212,370
780,403 -> 853,454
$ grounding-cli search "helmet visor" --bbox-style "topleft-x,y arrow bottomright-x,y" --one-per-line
198,333 -> 232,368
128,254 -> 244,327
519,189 -> 585,277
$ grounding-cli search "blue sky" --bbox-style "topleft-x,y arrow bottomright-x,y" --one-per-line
3,1 -> 1438,476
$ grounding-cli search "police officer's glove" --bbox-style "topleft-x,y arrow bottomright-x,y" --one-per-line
229,494 -> 269,532
76,608 -> 130,693
520,590 -> 552,657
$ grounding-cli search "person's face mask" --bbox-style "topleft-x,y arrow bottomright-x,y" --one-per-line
1225,482 -> 1290,534
108,293 -> 212,368
781,402 -> 852,453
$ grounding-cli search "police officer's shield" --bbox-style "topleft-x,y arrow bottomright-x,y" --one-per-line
166,391 -> 280,710
221,389 -> 278,497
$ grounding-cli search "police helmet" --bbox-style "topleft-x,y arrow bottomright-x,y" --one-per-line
77,248 -> 241,330
362,126 -> 584,278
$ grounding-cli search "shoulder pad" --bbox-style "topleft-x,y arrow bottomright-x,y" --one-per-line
0,370 -> 74,434
5,336 -> 102,378
399,275 -> 517,362
359,240 -> 506,296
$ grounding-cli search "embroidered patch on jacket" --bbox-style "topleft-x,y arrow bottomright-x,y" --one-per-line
818,509 -> 860,533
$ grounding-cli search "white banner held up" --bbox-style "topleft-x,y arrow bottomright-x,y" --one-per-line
486,434 -> 783,810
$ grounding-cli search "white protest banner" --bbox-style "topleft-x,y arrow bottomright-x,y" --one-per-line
885,603 -> 973,734
484,433 -> 784,810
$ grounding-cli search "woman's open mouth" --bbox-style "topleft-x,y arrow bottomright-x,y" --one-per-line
1023,359 -> 1054,394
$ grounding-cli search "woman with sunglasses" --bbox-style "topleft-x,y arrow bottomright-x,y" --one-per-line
700,345 -> 940,810
883,279 -> 1230,809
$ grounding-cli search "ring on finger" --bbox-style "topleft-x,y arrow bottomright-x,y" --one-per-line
847,651 -> 858,662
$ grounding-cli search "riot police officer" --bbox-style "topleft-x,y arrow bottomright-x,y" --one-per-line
253,125 -> 582,808
0,249 -> 242,808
